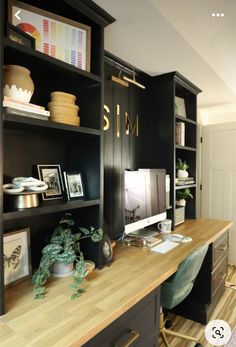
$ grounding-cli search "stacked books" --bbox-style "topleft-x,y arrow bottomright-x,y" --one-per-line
176,121 -> 185,146
3,96 -> 50,121
176,177 -> 195,186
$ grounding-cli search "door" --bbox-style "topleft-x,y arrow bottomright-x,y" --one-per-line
201,122 -> 236,265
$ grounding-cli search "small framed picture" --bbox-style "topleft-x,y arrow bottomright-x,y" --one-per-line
37,164 -> 64,200
175,96 -> 186,118
64,171 -> 85,200
4,228 -> 31,287
7,23 -> 35,48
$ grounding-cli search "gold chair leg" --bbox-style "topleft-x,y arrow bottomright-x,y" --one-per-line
165,328 -> 198,342
160,331 -> 170,347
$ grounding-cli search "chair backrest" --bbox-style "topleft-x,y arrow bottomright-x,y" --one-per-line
161,244 -> 208,310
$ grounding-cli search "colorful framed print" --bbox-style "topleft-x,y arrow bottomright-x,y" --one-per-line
37,164 -> 64,200
4,228 -> 31,287
9,0 -> 91,71
64,171 -> 84,200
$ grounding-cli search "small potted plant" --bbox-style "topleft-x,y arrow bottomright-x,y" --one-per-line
176,188 -> 193,207
32,213 -> 103,300
176,158 -> 189,179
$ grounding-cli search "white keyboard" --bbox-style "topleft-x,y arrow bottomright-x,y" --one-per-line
150,240 -> 179,254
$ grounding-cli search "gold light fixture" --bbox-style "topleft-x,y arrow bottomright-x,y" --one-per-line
123,67 -> 146,89
111,70 -> 129,87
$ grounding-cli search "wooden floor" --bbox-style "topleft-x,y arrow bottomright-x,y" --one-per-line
159,265 -> 236,347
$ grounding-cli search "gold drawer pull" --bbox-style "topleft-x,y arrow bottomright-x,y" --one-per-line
218,245 -> 227,251
114,330 -> 140,347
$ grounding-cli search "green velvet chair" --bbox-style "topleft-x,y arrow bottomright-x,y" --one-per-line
160,244 -> 208,347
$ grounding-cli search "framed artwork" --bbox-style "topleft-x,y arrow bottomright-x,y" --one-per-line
64,171 -> 85,200
9,0 -> 91,71
37,164 -> 64,200
4,228 -> 31,287
175,96 -> 186,118
7,23 -> 35,48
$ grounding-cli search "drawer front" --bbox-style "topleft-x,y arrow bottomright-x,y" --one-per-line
83,287 -> 160,347
212,255 -> 228,298
213,232 -> 229,268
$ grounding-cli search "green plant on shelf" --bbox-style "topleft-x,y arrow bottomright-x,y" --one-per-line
32,213 -> 103,301
176,158 -> 189,171
176,188 -> 193,200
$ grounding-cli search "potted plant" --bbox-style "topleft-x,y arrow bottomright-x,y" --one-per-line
176,188 -> 193,207
176,158 -> 189,178
32,213 -> 103,300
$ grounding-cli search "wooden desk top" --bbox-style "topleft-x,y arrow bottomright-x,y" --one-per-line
0,218 -> 232,347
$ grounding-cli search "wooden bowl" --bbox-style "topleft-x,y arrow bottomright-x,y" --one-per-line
50,91 -> 76,104
48,101 -> 80,126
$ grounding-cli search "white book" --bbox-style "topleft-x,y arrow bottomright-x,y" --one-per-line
175,122 -> 185,146
3,103 -> 50,116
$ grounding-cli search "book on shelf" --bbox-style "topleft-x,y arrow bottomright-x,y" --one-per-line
175,121 -> 185,146
176,177 -> 195,185
3,96 -> 45,111
176,181 -> 195,186
4,107 -> 49,121
3,103 -> 50,116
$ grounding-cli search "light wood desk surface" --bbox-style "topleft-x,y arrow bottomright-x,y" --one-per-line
0,218 -> 232,347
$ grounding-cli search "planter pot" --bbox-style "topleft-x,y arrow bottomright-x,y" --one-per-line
176,199 -> 186,207
3,65 -> 34,103
177,169 -> 189,179
50,261 -> 74,278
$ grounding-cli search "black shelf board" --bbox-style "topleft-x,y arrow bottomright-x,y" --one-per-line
3,38 -> 101,87
3,199 -> 101,221
3,113 -> 101,137
175,184 -> 197,190
175,115 -> 197,125
175,145 -> 197,152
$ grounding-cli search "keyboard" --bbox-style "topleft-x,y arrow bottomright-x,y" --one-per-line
150,240 -> 179,254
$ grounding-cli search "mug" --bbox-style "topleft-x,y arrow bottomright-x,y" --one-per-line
158,219 -> 172,234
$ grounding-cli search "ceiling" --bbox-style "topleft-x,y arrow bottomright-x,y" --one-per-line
94,0 -> 236,122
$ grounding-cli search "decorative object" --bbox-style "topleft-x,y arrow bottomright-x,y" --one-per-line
64,171 -> 84,200
3,177 -> 48,209
3,64 -> 34,103
176,188 -> 193,207
50,91 -> 76,104
175,121 -> 185,146
37,164 -> 64,200
9,0 -> 91,71
4,228 -> 31,287
176,158 -> 189,179
32,213 -> 103,300
175,96 -> 186,117
101,234 -> 113,266
7,23 -> 35,48
48,101 -> 80,126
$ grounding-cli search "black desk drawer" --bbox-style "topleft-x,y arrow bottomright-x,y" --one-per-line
83,287 -> 160,347
213,232 -> 228,268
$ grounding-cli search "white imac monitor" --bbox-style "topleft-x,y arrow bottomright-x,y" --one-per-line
124,168 -> 167,235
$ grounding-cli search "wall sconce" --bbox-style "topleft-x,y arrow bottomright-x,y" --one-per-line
123,67 -> 146,89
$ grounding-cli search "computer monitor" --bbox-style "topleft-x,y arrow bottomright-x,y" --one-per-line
124,168 -> 167,235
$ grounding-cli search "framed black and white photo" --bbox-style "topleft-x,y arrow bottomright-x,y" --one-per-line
175,96 -> 186,118
4,228 -> 31,287
37,164 -> 64,200
64,171 -> 84,200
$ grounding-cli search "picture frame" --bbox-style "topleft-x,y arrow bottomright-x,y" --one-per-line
64,171 -> 85,200
37,164 -> 64,200
8,0 -> 91,72
7,23 -> 35,48
175,96 -> 186,118
4,228 -> 31,287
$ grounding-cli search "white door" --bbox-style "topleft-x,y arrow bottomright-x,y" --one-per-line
201,122 -> 236,265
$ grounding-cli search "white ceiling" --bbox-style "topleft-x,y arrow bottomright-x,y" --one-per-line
94,0 -> 236,120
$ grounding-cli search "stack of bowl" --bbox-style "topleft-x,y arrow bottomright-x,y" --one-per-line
48,91 -> 80,126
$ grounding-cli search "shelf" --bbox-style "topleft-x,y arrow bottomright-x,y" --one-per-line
3,113 -> 101,137
175,145 -> 197,152
3,38 -> 101,88
3,199 -> 101,221
175,115 -> 196,125
175,184 -> 196,190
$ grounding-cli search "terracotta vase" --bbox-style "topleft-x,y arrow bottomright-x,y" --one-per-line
3,64 -> 34,103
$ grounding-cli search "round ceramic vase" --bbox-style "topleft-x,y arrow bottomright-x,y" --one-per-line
3,64 -> 34,103
177,169 -> 189,179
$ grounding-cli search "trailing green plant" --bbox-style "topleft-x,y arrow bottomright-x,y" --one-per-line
32,213 -> 103,300
176,188 -> 193,200
176,158 -> 189,171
